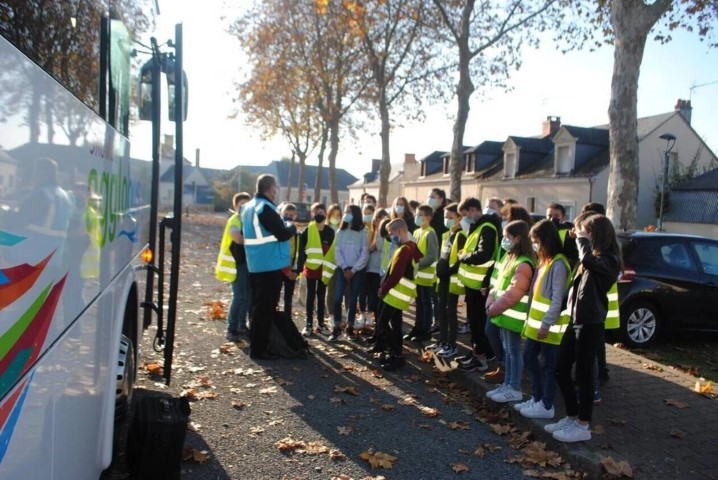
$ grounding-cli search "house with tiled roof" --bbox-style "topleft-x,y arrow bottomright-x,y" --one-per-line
348,154 -> 420,206
441,101 -> 715,227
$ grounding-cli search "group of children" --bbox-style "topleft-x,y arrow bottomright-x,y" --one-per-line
217,191 -> 621,442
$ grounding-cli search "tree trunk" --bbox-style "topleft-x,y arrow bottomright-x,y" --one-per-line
44,96 -> 55,144
297,152 -> 307,203
286,152 -> 295,202
315,122 -> 328,203
328,117 -> 340,204
378,90 -> 391,208
607,0 -> 672,230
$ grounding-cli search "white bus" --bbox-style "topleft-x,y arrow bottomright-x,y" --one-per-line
0,3 -> 183,478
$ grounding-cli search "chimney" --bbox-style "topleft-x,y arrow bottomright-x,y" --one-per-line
161,134 -> 174,157
404,153 -> 416,164
542,116 -> 561,137
675,99 -> 692,124
371,159 -> 381,173
195,148 -> 200,168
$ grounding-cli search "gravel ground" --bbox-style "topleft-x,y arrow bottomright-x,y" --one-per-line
102,213 -> 582,480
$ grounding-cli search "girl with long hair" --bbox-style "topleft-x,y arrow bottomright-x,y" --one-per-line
390,196 -> 416,232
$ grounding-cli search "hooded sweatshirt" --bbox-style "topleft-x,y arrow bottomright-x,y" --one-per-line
379,240 -> 423,298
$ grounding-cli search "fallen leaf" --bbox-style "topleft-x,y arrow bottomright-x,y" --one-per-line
474,443 -> 501,458
232,401 -> 246,410
219,343 -> 236,354
371,369 -> 384,378
206,300 -> 226,320
268,419 -> 283,426
522,441 -> 563,468
418,350 -> 433,363
451,463 -> 470,473
359,450 -> 397,470
144,362 -> 163,375
330,397 -> 345,405
250,426 -> 265,435
259,386 -> 278,395
607,418 -> 626,426
664,398 -> 689,409
448,421 -> 470,430
601,456 -> 633,478
641,363 -> 663,372
420,406 -> 440,417
490,423 -> 512,436
192,449 -> 210,464
397,396 -> 416,406
276,437 -> 304,451
670,429 -> 685,439
338,426 -> 353,435
592,425 -> 605,435
307,394 -> 316,400
329,448 -> 345,461
381,404 -> 396,412
334,385 -> 360,396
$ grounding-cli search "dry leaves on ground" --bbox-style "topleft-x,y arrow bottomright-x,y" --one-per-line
419,406 -> 441,417
143,362 -> 163,376
670,429 -> 685,439
334,385 -> 360,396
338,426 -> 353,435
418,351 -> 432,363
490,423 -> 513,436
182,448 -> 210,464
601,456 -> 633,478
451,463 -> 470,473
474,443 -> 501,458
359,450 -> 397,470
381,404 -> 396,412
641,363 -> 663,372
664,398 -> 689,409
448,421 -> 470,430
205,300 -> 226,320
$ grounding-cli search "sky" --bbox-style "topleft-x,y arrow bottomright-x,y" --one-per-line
129,1 -> 718,180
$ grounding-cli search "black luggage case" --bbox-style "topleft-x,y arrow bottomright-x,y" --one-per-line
127,394 -> 191,480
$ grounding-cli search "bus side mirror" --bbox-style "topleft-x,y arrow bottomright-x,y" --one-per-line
163,56 -> 188,122
138,60 -> 154,121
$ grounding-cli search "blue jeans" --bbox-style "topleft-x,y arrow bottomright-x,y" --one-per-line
500,327 -> 523,391
333,269 -> 365,328
523,338 -> 560,409
415,285 -> 434,333
485,319 -> 504,363
228,263 -> 251,332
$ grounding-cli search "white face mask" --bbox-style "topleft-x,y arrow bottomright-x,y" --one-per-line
483,206 -> 497,216
394,205 -> 405,215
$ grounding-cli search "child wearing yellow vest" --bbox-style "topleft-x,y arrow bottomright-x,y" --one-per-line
485,220 -> 536,403
215,192 -> 252,342
405,205 -> 438,342
515,219 -> 569,420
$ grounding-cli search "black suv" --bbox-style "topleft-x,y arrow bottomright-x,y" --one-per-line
616,231 -> 718,347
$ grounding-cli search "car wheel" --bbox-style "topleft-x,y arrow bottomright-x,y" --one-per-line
622,301 -> 660,348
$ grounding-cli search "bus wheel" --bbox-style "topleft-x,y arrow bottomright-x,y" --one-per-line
115,335 -> 135,422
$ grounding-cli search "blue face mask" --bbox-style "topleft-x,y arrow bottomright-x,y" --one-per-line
501,237 -> 514,252
363,214 -> 373,223
390,235 -> 400,244
460,217 -> 474,232
414,214 -> 423,226
427,197 -> 439,209
394,205 -> 405,215
343,213 -> 353,223
532,242 -> 540,253
444,218 -> 455,230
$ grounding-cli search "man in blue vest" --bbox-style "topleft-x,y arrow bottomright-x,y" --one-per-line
242,174 -> 297,360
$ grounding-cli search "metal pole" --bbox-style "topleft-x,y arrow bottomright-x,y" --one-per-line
658,150 -> 668,231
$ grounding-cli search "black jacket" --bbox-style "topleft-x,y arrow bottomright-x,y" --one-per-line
557,221 -> 579,269
256,193 -> 296,242
568,237 -> 620,325
430,206 -> 448,239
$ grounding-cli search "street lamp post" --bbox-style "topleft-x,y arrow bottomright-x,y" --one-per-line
658,133 -> 676,231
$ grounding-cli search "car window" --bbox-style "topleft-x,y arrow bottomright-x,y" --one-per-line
659,242 -> 695,271
691,241 -> 718,275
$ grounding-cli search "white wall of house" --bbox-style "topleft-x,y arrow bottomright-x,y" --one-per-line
349,181 -> 402,207
281,187 -> 350,207
402,175 -> 479,204
637,114 -> 717,228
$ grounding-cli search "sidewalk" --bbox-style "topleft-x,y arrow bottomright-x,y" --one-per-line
447,337 -> 718,479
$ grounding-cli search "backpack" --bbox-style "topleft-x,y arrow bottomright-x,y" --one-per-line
266,310 -> 309,359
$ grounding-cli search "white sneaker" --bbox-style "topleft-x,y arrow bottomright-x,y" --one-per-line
355,313 -> 366,329
437,344 -> 458,358
491,386 -> 523,403
553,421 -> 591,443
544,416 -> 575,434
520,400 -> 555,419
315,324 -> 331,336
513,398 -> 536,412
301,326 -> 312,337
486,384 -> 507,400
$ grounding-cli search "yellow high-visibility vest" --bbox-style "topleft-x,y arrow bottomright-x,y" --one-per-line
523,254 -> 571,345
215,213 -> 242,282
458,222 -> 499,289
413,226 -> 437,287
605,282 -> 620,329
490,254 -> 536,333
321,241 -> 337,286
304,222 -> 324,271
383,245 -> 417,311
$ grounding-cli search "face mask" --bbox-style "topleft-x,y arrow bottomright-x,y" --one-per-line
501,237 -> 514,252
551,217 -> 561,227
501,220 -> 508,229
394,205 -> 405,215
343,213 -> 353,223
330,217 -> 340,226
390,235 -> 400,244
444,218 -> 455,230
314,214 -> 326,223
460,217 -> 473,232
363,214 -> 373,223
283,216 -> 294,222
532,242 -> 540,253
427,197 -> 439,209
362,203 -> 374,211
414,214 -> 423,226
483,207 -> 497,216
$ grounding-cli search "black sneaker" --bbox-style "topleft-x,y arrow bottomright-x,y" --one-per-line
410,330 -> 432,342
382,355 -> 406,371
328,328 -> 341,342
430,325 -> 440,334
402,327 -> 417,341
456,353 -> 474,363
225,330 -> 241,342
365,334 -> 377,344
347,327 -> 357,341
459,356 -> 489,371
